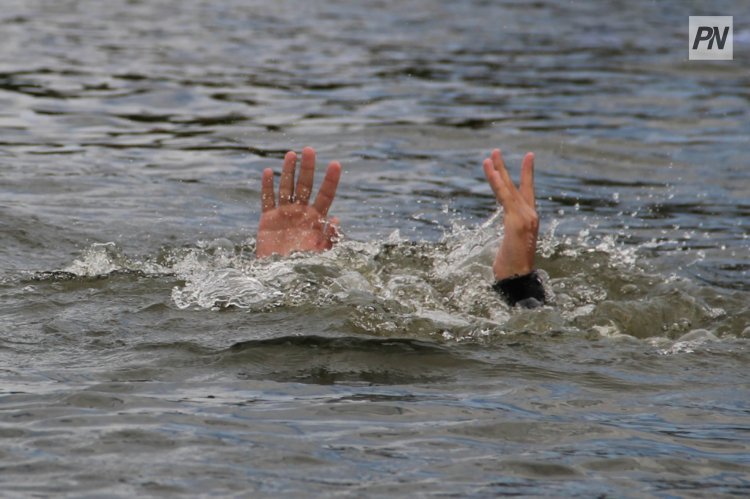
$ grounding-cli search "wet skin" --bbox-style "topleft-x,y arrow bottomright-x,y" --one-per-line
256,146 -> 539,281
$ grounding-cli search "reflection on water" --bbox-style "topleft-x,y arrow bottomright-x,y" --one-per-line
1,0 -> 749,496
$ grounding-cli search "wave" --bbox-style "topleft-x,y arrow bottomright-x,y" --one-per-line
29,213 -> 749,344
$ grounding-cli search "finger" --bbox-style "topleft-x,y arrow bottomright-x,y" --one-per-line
519,152 -> 536,207
483,158 -> 511,206
261,168 -> 276,212
492,149 -> 517,197
295,146 -> 316,205
313,161 -> 342,217
278,150 -> 297,205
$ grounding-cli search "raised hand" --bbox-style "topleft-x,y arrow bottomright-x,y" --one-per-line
256,147 -> 342,258
483,149 -> 539,281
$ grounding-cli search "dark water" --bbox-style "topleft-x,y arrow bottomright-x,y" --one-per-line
2,0 -> 750,496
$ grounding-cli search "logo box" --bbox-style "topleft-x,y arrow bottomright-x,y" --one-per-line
689,16 -> 733,60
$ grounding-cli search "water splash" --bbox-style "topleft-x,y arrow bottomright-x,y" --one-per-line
49,217 -> 745,344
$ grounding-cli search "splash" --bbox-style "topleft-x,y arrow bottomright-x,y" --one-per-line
64,242 -> 168,276
50,216 -> 744,344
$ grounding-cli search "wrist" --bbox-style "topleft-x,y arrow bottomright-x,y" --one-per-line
493,262 -> 534,281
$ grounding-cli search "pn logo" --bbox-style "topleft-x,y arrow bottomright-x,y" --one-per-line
689,16 -> 733,60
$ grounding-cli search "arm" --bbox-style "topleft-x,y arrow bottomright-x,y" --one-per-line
482,148 -> 546,307
256,146 -> 342,258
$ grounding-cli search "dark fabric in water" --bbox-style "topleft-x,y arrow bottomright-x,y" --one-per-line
493,271 -> 546,308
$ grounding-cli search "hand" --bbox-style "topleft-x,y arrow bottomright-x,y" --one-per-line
483,148 -> 539,281
256,147 -> 342,258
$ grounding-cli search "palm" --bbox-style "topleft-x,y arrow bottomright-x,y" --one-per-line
256,147 -> 341,258
258,205 -> 334,255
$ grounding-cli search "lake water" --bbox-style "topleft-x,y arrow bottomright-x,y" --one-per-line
1,0 -> 749,496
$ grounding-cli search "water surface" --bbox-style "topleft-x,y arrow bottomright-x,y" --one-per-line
1,0 -> 749,496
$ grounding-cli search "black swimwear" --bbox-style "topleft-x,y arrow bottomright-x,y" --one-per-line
493,270 -> 546,308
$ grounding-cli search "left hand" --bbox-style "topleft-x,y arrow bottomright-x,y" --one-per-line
483,148 -> 539,281
256,147 -> 342,258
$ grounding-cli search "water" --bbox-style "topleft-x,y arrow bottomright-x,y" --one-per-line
1,0 -> 749,496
